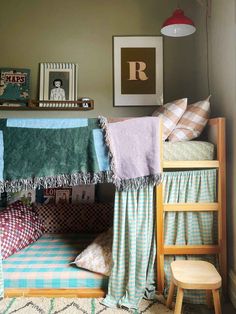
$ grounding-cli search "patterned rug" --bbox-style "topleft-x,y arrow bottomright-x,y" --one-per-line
0,297 -> 173,314
0,297 -> 215,314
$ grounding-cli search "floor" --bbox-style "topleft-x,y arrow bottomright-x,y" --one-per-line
223,302 -> 236,314
183,301 -> 236,313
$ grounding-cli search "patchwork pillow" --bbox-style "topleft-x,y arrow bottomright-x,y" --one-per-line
72,228 -> 113,276
152,98 -> 187,140
168,97 -> 210,142
0,201 -> 44,259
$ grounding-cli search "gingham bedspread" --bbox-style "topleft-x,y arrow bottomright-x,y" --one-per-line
3,233 -> 108,289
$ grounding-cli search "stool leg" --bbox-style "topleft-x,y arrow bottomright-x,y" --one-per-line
206,290 -> 213,309
174,287 -> 184,314
166,279 -> 175,308
212,289 -> 221,314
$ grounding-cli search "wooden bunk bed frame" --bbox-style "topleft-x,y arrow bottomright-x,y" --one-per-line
156,117 -> 227,296
4,117 -> 226,298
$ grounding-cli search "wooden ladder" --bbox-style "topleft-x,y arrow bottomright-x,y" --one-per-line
156,118 -> 227,296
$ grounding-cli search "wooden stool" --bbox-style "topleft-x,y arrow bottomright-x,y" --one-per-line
166,260 -> 222,314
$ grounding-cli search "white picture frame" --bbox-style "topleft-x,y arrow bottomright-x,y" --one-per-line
113,36 -> 163,107
55,189 -> 71,204
72,185 -> 95,204
8,189 -> 36,205
39,62 -> 78,106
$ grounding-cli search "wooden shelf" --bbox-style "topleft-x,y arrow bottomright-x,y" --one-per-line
0,99 -> 94,111
0,106 -> 93,111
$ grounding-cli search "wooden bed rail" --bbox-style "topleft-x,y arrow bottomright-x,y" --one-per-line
156,117 -> 227,296
4,288 -> 106,298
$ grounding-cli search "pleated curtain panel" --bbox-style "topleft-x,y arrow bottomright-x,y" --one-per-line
102,185 -> 157,310
103,169 -> 217,308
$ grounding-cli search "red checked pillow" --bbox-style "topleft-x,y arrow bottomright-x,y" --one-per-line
0,201 -> 44,259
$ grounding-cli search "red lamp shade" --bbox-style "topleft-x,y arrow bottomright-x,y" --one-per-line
161,9 -> 196,37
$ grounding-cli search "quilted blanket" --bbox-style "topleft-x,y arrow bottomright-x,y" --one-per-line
0,118 -> 111,192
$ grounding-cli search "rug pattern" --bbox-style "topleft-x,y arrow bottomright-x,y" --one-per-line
0,297 -> 173,314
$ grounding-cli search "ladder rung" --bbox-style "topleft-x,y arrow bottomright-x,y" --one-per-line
163,160 -> 219,169
163,245 -> 220,255
163,203 -> 219,212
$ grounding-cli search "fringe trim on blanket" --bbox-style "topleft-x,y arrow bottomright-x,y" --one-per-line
114,174 -> 162,192
99,116 -> 117,181
0,171 -> 113,193
99,116 -> 162,192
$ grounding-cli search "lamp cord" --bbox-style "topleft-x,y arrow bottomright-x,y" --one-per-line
206,0 -> 211,96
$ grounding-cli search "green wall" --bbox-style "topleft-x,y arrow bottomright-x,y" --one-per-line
193,0 -> 236,306
0,0 -> 197,118
209,1 -> 236,306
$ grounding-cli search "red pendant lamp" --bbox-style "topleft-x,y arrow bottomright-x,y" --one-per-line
161,8 -> 196,37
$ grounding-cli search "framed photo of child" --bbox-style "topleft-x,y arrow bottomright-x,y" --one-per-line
39,62 -> 78,107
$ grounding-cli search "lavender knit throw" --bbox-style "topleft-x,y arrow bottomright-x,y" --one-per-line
99,116 -> 162,191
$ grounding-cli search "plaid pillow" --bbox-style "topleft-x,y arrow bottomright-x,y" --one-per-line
168,97 -> 210,142
152,98 -> 187,140
0,201 -> 44,259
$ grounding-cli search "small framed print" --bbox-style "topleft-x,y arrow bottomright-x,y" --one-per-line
113,36 -> 163,107
39,62 -> 78,105
8,189 -> 36,206
72,185 -> 95,204
55,189 -> 71,204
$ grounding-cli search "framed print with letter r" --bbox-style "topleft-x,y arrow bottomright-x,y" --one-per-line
113,36 -> 163,107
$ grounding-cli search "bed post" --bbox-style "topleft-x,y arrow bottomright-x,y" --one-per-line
156,118 -> 164,294
217,118 -> 227,295
208,118 -> 227,295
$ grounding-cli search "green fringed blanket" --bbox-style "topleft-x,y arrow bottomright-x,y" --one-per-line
0,117 -> 161,192
0,118 -> 112,192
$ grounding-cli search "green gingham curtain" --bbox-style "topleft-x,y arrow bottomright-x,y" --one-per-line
163,169 -> 217,304
102,185 -> 156,310
103,169 -> 217,309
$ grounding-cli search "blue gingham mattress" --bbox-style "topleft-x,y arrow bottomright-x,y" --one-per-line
3,233 -> 108,289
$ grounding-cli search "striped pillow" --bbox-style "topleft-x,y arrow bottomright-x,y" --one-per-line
168,97 -> 210,142
152,98 -> 187,140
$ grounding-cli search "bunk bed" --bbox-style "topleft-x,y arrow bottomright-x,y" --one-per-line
0,117 -> 226,304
